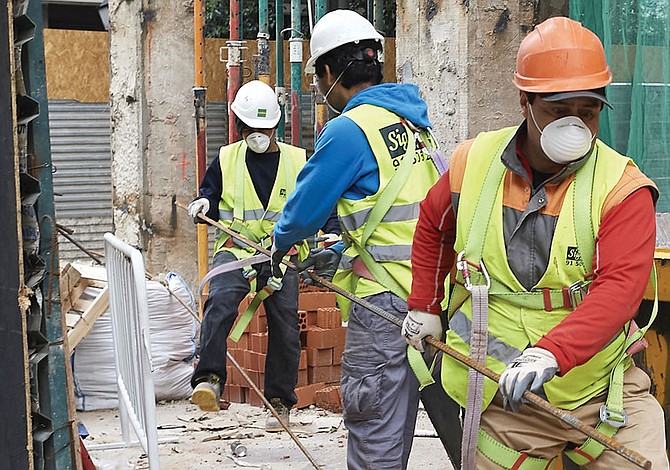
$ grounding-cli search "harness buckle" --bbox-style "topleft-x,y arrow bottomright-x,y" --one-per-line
599,404 -> 628,428
242,266 -> 257,282
457,251 -> 491,292
568,281 -> 588,309
266,276 -> 283,292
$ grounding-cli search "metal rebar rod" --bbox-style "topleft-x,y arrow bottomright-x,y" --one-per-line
174,200 -> 652,470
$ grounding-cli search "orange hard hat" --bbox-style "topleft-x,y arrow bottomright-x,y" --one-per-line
514,17 -> 612,93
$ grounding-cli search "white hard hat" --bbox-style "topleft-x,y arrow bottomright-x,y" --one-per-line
305,9 -> 384,75
230,80 -> 281,129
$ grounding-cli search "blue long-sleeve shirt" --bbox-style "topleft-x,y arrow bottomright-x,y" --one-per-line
273,83 -> 433,251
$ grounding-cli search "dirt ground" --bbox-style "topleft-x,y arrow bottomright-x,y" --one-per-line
80,400 -> 455,470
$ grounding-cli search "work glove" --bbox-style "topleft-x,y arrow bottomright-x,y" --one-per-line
187,197 -> 210,223
402,309 -> 443,353
298,247 -> 341,284
499,347 -> 558,413
270,243 -> 288,279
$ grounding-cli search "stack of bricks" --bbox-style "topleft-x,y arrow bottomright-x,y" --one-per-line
220,290 -> 345,412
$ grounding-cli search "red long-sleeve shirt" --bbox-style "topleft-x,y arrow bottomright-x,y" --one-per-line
407,168 -> 656,375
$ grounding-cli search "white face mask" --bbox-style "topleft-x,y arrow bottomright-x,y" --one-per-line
528,103 -> 595,164
245,131 -> 273,154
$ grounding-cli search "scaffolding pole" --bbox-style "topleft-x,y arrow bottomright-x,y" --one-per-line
257,0 -> 270,84
289,0 -> 302,147
313,0 -> 328,139
193,0 -> 208,283
227,0 -> 242,144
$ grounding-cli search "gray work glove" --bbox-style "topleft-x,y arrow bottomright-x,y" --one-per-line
187,197 -> 210,223
298,247 -> 341,284
402,309 -> 444,353
499,347 -> 558,412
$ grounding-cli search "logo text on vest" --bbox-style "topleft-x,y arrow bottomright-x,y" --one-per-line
566,246 -> 583,266
379,123 -> 409,162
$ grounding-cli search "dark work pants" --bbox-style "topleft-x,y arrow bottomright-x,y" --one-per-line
191,250 -> 301,408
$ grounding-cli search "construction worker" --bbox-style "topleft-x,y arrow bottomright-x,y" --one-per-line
270,9 -> 441,469
403,17 -> 669,469
187,80 -> 310,432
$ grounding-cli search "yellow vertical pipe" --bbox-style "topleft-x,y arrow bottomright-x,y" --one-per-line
194,0 -> 209,285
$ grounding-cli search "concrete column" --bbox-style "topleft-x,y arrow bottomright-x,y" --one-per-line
109,0 -> 197,283
395,1 -> 537,155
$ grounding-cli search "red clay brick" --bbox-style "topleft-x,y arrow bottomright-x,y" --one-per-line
299,349 -> 307,370
333,344 -> 344,365
306,347 -> 333,367
317,307 -> 341,329
305,326 -> 347,349
295,382 -> 326,409
297,368 -> 309,387
250,332 -> 268,354
248,313 -> 268,334
308,365 -> 342,384
298,292 -> 338,312
247,389 -> 264,407
315,385 -> 342,413
227,332 -> 250,350
225,384 -> 245,404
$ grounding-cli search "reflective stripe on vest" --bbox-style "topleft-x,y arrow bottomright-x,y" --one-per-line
443,127 -> 643,411
213,141 -> 306,258
331,104 -> 439,319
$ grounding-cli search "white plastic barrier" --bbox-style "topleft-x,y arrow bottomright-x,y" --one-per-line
103,233 -> 160,469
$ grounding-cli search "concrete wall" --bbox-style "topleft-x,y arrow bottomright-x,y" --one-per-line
396,0 -> 568,155
109,0 -> 197,282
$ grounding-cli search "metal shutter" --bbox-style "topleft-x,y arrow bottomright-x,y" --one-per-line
49,100 -> 112,263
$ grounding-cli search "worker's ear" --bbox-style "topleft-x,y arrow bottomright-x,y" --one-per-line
519,91 -> 529,119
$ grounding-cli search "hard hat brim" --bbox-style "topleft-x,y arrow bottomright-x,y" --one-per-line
541,90 -> 613,109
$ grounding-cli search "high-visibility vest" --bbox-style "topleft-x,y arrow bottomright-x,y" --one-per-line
213,140 -> 306,259
443,126 -> 655,411
332,104 -> 440,319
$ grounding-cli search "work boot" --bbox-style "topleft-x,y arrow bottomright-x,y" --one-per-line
190,374 -> 221,412
265,398 -> 290,432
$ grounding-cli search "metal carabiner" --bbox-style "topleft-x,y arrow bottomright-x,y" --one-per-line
456,251 -> 491,292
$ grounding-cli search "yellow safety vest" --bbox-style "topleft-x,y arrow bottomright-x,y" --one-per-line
444,126 -> 645,411
213,140 -> 306,260
332,104 -> 440,319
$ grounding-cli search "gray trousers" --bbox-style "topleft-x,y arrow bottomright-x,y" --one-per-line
341,291 -> 420,470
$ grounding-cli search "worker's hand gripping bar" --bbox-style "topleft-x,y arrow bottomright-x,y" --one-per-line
176,200 -> 652,470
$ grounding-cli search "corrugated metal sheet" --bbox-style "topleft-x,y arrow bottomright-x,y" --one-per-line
49,100 -> 112,263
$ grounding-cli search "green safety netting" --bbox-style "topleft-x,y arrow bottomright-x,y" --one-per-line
571,1 -> 670,212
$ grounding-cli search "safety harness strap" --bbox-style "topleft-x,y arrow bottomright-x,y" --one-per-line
198,254 -> 268,297
564,264 -> 658,465
229,276 -> 283,342
405,345 -> 435,389
461,284 -> 489,470
477,429 -> 558,470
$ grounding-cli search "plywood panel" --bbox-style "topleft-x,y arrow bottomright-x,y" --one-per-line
44,29 -> 110,102
43,30 -> 396,104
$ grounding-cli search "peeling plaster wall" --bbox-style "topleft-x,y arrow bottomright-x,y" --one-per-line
110,0 -> 197,283
396,0 -> 468,154
465,2 -> 535,135
142,0 -> 197,280
396,1 -> 543,155
109,0 -> 145,249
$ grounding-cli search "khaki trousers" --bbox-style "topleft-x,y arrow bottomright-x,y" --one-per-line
477,366 -> 669,469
